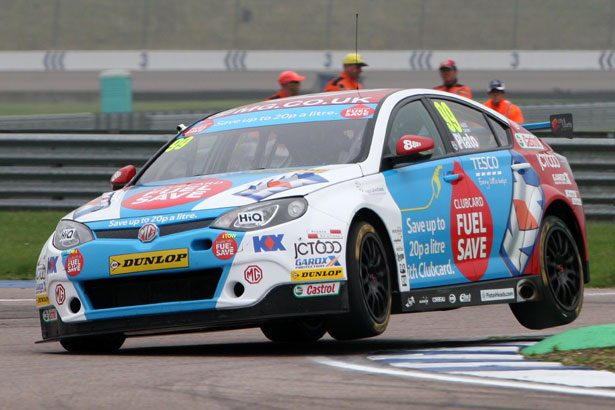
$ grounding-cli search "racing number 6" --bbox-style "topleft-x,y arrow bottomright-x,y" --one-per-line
434,102 -> 462,133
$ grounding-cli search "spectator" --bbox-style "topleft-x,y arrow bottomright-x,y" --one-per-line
434,59 -> 472,99
266,71 -> 305,100
483,80 -> 524,123
323,53 -> 367,92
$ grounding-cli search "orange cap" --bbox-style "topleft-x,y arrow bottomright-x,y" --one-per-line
278,70 -> 305,85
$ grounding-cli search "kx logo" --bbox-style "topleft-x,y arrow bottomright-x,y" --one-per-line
47,256 -> 58,274
253,234 -> 286,252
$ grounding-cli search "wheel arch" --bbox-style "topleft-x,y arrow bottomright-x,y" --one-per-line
349,208 -> 400,304
543,199 -> 589,283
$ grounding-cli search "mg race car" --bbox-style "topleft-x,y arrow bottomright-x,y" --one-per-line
35,89 -> 589,352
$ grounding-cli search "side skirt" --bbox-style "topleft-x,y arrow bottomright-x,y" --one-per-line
396,275 -> 543,313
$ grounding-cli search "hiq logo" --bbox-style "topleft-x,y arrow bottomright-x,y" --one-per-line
253,234 -> 286,252
47,256 -> 58,274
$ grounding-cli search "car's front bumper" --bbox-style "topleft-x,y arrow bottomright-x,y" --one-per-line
38,283 -> 348,342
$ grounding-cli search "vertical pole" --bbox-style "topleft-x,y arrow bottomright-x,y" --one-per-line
418,0 -> 425,49
512,0 -> 519,49
51,0 -> 61,49
231,0 -> 240,49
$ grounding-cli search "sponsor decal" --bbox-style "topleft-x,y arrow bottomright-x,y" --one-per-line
47,256 -> 58,274
106,212 -> 198,228
122,178 -> 232,210
235,172 -> 327,201
291,267 -> 344,281
183,119 -> 214,136
244,265 -> 263,284
55,284 -> 66,305
469,156 -> 499,171
450,161 -> 493,281
552,172 -> 572,185
293,240 -> 342,258
448,293 -> 457,303
419,296 -> 429,305
165,136 -> 194,152
138,223 -> 159,243
36,294 -> 50,307
515,133 -> 545,150
295,255 -> 341,269
480,288 -> 515,302
432,296 -> 446,303
459,293 -> 472,303
65,248 -> 84,277
293,282 -> 341,298
405,296 -> 415,308
236,210 -> 265,227
565,189 -> 583,206
42,308 -> 58,322
307,229 -> 343,239
536,153 -> 561,171
213,232 -> 238,260
253,234 -> 285,252
340,104 -> 375,118
109,248 -> 189,275
35,262 -> 47,296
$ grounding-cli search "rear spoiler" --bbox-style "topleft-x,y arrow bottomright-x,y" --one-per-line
522,113 -> 573,138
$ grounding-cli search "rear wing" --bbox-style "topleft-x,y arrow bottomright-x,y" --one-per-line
522,113 -> 573,138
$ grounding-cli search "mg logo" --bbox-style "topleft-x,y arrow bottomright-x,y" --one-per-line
55,284 -> 66,305
138,223 -> 159,243
244,265 -> 263,284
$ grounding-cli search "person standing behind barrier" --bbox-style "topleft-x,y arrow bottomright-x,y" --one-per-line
266,71 -> 305,100
483,80 -> 524,123
434,59 -> 472,99
323,53 -> 367,92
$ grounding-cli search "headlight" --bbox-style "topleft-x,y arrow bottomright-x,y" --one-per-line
211,197 -> 308,231
52,220 -> 94,250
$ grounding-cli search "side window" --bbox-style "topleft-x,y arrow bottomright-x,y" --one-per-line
431,99 -> 499,153
386,100 -> 445,157
487,116 -> 512,146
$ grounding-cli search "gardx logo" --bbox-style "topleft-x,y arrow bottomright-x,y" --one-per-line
109,248 -> 189,275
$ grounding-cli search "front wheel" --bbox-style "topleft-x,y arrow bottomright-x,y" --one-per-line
60,333 -> 125,353
326,221 -> 392,340
510,216 -> 584,329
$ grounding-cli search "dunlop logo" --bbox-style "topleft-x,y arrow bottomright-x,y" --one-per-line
290,267 -> 344,282
109,248 -> 189,275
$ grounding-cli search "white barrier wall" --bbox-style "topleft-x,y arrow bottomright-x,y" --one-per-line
3,50 -> 615,72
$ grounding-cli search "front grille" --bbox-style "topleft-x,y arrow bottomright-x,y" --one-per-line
94,218 -> 213,239
83,268 -> 222,309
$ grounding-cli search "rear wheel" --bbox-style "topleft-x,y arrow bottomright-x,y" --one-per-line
60,333 -> 125,353
326,221 -> 391,340
510,216 -> 584,329
261,318 -> 326,343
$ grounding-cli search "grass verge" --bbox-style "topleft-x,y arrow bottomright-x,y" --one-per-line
526,348 -> 615,373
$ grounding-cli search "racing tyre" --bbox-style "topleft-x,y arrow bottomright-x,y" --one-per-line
60,333 -> 126,353
326,221 -> 391,340
261,318 -> 326,343
510,216 -> 584,329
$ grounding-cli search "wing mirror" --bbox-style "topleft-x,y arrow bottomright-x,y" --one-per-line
110,165 -> 136,190
383,135 -> 435,168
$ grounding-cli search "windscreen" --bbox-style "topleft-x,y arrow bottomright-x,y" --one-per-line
138,104 -> 375,184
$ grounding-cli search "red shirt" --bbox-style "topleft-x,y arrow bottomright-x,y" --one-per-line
484,99 -> 524,123
434,83 -> 472,99
323,71 -> 362,92
265,90 -> 289,101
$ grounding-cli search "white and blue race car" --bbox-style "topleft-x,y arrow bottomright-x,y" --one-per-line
35,89 -> 589,352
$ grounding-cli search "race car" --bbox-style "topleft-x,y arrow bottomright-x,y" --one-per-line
35,89 -> 589,352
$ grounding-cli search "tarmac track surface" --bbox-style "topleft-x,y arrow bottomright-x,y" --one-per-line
2,288 -> 614,409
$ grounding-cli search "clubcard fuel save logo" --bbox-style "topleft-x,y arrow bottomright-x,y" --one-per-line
123,178 -> 232,210
450,161 -> 493,281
